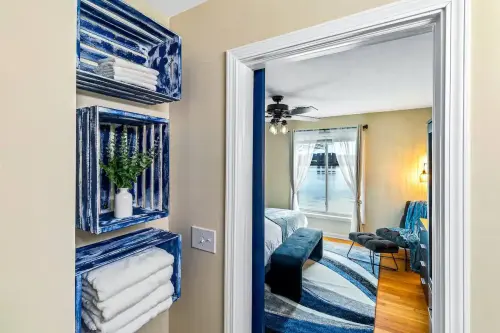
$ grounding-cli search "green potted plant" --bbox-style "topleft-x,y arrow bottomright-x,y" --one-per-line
100,126 -> 158,218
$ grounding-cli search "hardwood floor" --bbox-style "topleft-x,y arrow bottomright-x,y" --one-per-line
325,237 -> 430,333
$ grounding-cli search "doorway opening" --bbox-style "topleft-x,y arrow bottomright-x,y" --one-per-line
262,32 -> 434,331
225,2 -> 469,333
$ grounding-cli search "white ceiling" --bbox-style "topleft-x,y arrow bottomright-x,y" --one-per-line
146,0 -> 207,17
265,33 -> 433,118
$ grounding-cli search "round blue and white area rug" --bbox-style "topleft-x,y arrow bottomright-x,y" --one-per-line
265,241 -> 380,333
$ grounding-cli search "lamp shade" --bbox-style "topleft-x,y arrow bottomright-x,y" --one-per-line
280,124 -> 288,134
420,170 -> 428,182
269,124 -> 278,135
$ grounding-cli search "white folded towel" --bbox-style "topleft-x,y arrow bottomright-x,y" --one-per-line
96,65 -> 158,82
82,298 -> 173,333
114,297 -> 173,333
82,266 -> 174,321
96,70 -> 158,86
97,72 -> 157,86
82,299 -> 173,333
81,321 -> 92,333
81,310 -> 96,332
82,282 -> 174,333
97,57 -> 159,76
83,247 -> 174,302
100,75 -> 157,91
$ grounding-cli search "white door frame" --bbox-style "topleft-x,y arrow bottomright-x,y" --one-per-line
225,1 -> 470,333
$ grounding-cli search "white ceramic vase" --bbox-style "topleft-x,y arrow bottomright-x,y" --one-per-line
114,188 -> 133,218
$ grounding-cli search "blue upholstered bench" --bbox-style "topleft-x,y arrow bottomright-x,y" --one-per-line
267,228 -> 323,302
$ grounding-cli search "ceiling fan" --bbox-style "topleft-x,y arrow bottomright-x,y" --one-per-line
266,95 -> 320,135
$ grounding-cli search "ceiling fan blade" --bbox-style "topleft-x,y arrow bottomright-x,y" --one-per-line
290,114 -> 320,122
290,106 -> 318,115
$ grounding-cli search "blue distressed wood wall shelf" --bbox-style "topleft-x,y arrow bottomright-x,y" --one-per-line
77,106 -> 169,234
76,0 -> 182,105
75,228 -> 181,333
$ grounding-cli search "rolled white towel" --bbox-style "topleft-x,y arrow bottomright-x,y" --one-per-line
97,57 -> 159,76
82,266 -> 174,321
82,282 -> 174,333
83,247 -> 174,302
96,65 -> 158,82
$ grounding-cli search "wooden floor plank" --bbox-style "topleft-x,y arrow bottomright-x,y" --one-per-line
325,237 -> 429,333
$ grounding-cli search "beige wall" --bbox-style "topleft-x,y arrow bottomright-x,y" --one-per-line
169,0 -> 399,332
265,130 -> 291,209
266,109 -> 431,234
470,1 -> 500,332
0,1 -> 76,332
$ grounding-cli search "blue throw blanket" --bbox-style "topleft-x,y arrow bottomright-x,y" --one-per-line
390,201 -> 428,272
405,201 -> 428,232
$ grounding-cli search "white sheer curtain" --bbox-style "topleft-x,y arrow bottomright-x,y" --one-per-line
332,126 -> 365,232
291,130 -> 320,210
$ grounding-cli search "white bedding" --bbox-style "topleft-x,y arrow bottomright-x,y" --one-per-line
264,208 -> 309,267
264,217 -> 283,266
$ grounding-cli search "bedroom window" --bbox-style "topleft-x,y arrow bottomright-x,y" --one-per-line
293,128 -> 356,218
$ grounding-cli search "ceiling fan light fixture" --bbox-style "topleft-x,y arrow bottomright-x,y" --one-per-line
269,122 -> 278,135
280,120 -> 288,134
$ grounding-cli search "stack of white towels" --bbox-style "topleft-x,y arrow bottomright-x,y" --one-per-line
81,247 -> 175,333
96,57 -> 159,91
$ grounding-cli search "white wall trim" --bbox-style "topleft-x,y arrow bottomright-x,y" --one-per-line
232,0 -> 447,65
224,1 -> 469,333
462,0 -> 471,331
224,52 -> 254,333
446,0 -> 471,332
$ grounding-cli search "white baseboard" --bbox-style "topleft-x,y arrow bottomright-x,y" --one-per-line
323,232 -> 349,240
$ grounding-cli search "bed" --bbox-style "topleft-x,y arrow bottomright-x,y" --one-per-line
264,208 -> 308,266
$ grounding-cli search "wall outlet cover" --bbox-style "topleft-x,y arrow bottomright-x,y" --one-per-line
191,226 -> 216,254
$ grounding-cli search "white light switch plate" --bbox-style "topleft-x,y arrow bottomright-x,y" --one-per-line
191,226 -> 216,253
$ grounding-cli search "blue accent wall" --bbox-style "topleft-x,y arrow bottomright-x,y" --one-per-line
252,69 -> 265,333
